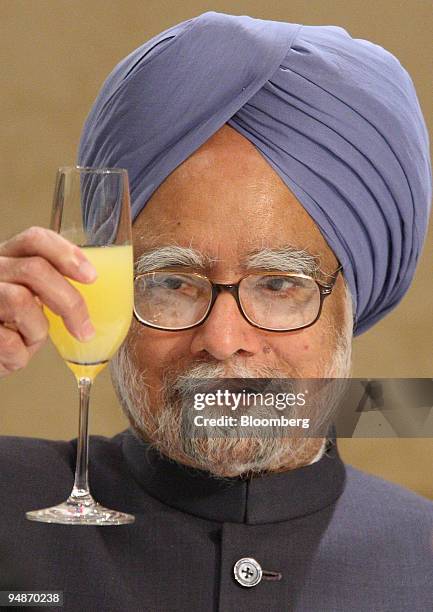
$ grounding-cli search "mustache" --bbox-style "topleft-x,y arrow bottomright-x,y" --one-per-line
167,359 -> 296,397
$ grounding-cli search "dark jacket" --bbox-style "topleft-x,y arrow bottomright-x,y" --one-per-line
0,429 -> 432,611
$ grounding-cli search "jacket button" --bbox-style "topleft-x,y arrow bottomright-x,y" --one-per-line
233,557 -> 263,587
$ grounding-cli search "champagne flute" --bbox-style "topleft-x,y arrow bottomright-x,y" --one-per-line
26,166 -> 135,525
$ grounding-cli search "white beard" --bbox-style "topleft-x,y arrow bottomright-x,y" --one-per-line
111,286 -> 353,478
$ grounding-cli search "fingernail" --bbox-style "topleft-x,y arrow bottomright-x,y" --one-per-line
79,319 -> 95,341
79,260 -> 98,282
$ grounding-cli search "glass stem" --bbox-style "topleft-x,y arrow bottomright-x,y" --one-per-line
70,376 -> 93,502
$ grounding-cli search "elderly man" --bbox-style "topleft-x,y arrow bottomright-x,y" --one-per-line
0,12 -> 432,612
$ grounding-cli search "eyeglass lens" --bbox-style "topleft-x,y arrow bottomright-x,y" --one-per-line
134,272 -> 322,330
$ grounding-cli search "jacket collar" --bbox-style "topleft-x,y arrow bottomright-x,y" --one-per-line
121,428 -> 346,524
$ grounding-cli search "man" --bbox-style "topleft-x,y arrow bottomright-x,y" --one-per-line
0,12 -> 432,612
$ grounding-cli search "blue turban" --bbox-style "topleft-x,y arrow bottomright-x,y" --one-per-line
78,11 -> 431,336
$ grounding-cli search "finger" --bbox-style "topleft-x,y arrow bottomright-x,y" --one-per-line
5,324 -> 46,355
0,283 -> 50,346
3,320 -> 48,356
0,324 -> 31,374
0,226 -> 97,283
0,266 -> 94,342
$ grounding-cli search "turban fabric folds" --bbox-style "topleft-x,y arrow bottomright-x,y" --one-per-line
78,12 -> 431,335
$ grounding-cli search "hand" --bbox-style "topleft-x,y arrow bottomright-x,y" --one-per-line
0,227 -> 97,377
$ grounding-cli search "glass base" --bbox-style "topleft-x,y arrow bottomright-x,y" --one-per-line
25,493 -> 135,526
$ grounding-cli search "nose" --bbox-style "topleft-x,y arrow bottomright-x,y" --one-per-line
190,291 -> 262,361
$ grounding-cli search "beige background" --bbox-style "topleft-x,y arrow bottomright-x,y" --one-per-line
1,0 -> 432,499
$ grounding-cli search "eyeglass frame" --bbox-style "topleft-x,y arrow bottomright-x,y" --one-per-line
133,265 -> 343,333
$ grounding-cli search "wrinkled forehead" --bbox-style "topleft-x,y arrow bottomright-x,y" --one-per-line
132,126 -> 339,272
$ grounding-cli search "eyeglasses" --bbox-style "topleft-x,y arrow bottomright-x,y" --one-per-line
133,266 -> 342,332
